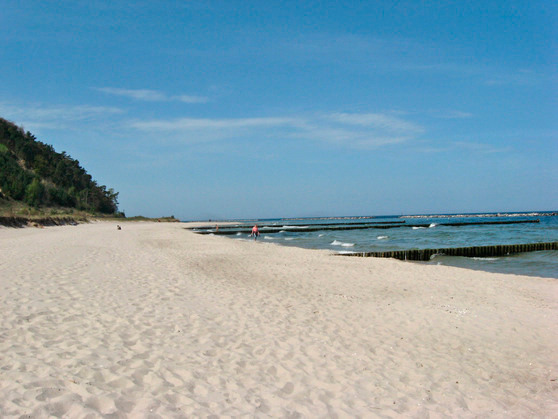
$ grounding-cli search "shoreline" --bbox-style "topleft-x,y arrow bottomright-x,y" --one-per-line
1,221 -> 557,416
197,215 -> 558,280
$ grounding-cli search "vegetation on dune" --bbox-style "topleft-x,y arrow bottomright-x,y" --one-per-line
123,215 -> 179,222
0,117 -> 121,216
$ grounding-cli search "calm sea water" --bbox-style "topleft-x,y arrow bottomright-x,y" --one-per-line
205,212 -> 558,279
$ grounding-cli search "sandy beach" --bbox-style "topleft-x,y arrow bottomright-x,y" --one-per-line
1,221 -> 557,418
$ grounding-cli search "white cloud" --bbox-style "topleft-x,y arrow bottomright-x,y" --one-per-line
433,110 -> 473,119
0,102 -> 123,121
130,112 -> 423,149
96,87 -> 208,103
96,87 -> 167,101
453,141 -> 511,154
327,112 -> 424,134
0,100 -> 425,151
130,116 -> 298,131
176,95 -> 209,104
0,102 -> 124,131
294,125 -> 410,148
484,70 -> 540,86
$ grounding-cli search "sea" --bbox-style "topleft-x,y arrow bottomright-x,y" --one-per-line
194,212 -> 558,279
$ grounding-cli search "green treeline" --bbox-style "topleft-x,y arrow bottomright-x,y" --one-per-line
0,117 -> 119,214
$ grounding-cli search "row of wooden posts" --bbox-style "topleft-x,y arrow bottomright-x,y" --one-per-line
340,242 -> 558,261
196,220 -> 406,230
191,219 -> 540,235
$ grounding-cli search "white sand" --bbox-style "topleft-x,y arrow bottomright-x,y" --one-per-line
1,221 -> 557,417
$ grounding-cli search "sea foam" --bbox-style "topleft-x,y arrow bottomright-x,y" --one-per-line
331,240 -> 355,247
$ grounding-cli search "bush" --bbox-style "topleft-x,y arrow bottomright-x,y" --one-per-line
25,178 -> 45,207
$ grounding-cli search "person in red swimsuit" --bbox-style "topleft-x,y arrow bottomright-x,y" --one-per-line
251,225 -> 260,241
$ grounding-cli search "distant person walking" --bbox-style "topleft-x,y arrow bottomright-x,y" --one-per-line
251,225 -> 260,241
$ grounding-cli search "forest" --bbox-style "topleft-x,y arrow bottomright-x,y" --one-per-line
0,117 -> 119,215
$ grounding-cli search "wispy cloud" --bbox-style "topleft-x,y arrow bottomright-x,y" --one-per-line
97,88 -> 167,101
0,101 -> 124,131
129,116 -> 303,145
130,112 -> 423,149
327,112 -> 424,133
2,100 -> 514,156
175,95 -> 210,104
279,32 -> 551,92
431,110 -> 473,119
484,69 -> 542,87
453,141 -> 511,154
130,116 -> 298,131
0,100 -> 420,150
95,87 -> 209,103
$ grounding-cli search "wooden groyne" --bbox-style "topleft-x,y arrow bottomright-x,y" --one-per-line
188,220 -> 406,230
431,219 -> 539,227
191,219 -> 540,235
191,223 -> 408,235
341,242 -> 558,261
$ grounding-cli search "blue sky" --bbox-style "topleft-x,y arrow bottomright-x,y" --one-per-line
1,1 -> 556,220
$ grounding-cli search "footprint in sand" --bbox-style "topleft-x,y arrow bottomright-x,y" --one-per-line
281,382 -> 294,395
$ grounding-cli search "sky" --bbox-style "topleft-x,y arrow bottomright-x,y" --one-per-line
1,1 -> 556,220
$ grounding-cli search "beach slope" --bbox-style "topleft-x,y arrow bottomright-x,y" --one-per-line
1,222 -> 557,417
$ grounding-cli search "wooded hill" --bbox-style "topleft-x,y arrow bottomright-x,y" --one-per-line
0,117 -> 119,215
